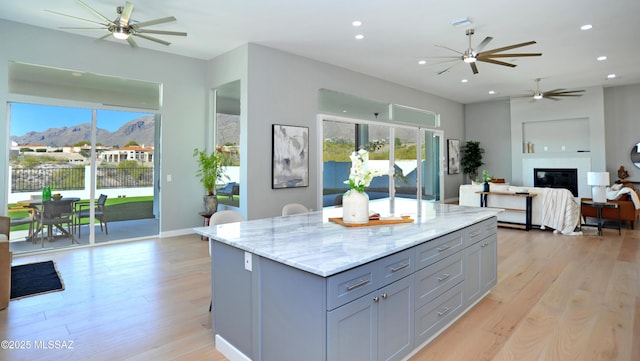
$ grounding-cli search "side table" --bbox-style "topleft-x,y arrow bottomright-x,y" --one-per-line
580,201 -> 621,236
198,211 -> 214,240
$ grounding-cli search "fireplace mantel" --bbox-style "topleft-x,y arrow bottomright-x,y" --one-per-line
522,157 -> 591,198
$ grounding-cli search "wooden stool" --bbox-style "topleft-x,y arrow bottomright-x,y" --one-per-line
198,212 -> 214,240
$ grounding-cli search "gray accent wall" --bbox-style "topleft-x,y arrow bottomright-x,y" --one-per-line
209,43 -> 465,220
604,83 -> 640,179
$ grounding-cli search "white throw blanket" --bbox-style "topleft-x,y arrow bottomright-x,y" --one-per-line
606,186 -> 640,209
539,188 -> 582,235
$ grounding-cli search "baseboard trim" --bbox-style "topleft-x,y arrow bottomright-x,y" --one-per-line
216,334 -> 252,361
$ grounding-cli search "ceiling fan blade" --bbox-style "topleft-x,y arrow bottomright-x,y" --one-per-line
548,90 -> 585,95
470,62 -> 479,74
436,61 -> 461,75
475,36 -> 493,52
75,0 -> 113,24
119,1 -> 135,26
59,26 -> 108,30
137,29 -> 187,36
134,33 -> 171,46
435,44 -> 463,55
95,33 -> 112,41
484,52 -> 542,58
480,41 -> 537,55
477,57 -> 517,67
546,93 -> 584,97
133,16 -> 177,28
127,36 -> 138,48
543,88 -> 565,94
45,10 -> 109,26
544,96 -> 561,101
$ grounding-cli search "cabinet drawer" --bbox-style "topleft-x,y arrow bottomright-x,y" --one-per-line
415,229 -> 464,269
378,248 -> 414,288
327,262 -> 377,310
465,217 -> 497,247
414,283 -> 464,346
414,252 -> 464,309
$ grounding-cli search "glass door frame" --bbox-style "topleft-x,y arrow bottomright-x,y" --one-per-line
316,113 -> 444,211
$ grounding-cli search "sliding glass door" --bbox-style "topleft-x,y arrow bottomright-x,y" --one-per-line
6,102 -> 159,253
321,115 -> 442,210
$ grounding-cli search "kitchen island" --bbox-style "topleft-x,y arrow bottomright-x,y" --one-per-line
194,200 -> 500,361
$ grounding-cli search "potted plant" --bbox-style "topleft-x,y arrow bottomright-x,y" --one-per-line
193,147 -> 228,214
460,140 -> 484,183
478,169 -> 492,192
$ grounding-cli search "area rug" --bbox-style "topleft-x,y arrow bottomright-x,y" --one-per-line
10,261 -> 64,300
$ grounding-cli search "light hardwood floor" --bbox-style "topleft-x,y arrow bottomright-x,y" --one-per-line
1,226 -> 638,361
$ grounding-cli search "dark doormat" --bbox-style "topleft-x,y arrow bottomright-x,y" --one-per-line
10,261 -> 64,300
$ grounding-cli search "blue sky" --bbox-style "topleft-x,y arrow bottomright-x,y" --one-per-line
10,102 -> 154,137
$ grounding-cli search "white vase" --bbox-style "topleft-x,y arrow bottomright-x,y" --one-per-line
342,190 -> 369,224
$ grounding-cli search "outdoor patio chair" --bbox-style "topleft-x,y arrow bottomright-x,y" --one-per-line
8,205 -> 35,241
36,199 -> 76,247
217,182 -> 239,199
74,194 -> 109,238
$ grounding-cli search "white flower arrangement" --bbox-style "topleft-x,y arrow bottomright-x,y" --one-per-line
344,149 -> 383,193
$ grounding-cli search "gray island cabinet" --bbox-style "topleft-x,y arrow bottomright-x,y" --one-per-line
195,202 -> 499,361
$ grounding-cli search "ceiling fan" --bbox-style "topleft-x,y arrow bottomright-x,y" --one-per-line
516,78 -> 586,101
46,0 -> 187,48
428,29 -> 541,75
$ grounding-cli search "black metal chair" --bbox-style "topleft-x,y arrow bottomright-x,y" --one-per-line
74,194 -> 109,238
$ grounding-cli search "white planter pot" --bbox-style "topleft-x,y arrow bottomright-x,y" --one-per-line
342,190 -> 369,224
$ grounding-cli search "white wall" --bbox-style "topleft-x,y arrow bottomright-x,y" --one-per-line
225,44 -> 465,219
604,84 -> 640,179
0,19 -> 208,234
464,99 -> 512,182
510,85 -> 606,187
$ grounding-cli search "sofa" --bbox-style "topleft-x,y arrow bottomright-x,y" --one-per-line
459,183 -> 581,234
580,185 -> 640,229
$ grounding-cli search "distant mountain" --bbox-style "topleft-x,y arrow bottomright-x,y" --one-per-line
11,116 -> 155,147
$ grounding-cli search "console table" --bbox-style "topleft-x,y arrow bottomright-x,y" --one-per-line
476,191 -> 537,231
580,200 -> 621,236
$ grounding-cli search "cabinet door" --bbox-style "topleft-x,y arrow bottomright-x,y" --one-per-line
463,240 -> 482,307
481,234 -> 497,293
327,291 -> 378,361
378,275 -> 414,361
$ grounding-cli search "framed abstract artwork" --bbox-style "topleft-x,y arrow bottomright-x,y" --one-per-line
272,124 -> 309,188
447,139 -> 460,174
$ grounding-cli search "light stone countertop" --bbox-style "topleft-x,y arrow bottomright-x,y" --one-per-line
194,199 -> 500,277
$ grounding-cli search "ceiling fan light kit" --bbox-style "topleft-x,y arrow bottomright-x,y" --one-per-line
47,0 -> 186,47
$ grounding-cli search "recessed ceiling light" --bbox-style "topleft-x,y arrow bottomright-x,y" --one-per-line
607,74 -> 616,79
461,79 -> 468,83
597,55 -> 607,61
352,20 -> 362,27
418,60 -> 426,65
488,90 -> 496,95
450,17 -> 472,27
581,24 -> 593,30
355,34 -> 364,40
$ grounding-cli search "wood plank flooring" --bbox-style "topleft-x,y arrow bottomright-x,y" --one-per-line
1,226 -> 638,361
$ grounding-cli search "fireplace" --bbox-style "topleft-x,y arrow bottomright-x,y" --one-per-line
534,168 -> 578,196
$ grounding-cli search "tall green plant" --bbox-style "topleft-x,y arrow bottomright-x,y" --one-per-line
193,148 -> 227,195
460,141 -> 484,182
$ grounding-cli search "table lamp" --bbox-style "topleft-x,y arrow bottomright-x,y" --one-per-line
587,171 -> 609,203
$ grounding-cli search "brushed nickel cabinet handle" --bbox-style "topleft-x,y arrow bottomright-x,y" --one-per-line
437,245 -> 451,252
373,296 -> 379,302
346,279 -> 370,291
391,263 -> 410,272
437,306 -> 451,316
437,273 -> 451,281
381,293 -> 387,299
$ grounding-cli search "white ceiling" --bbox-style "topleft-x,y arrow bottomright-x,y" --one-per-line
2,0 -> 640,104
